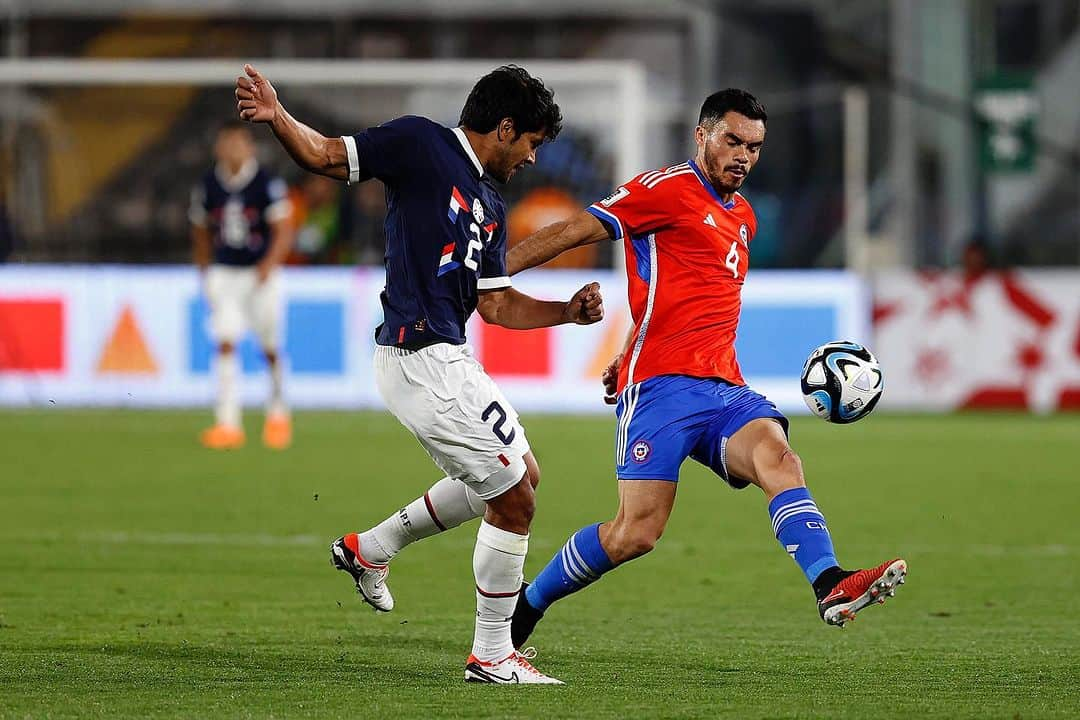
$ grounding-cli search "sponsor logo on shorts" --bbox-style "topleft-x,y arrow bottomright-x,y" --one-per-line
631,440 -> 651,463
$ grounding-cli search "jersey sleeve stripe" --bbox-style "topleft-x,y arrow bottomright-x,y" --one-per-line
643,168 -> 694,188
638,170 -> 664,186
477,276 -> 511,290
341,135 -> 360,184
586,204 -> 626,241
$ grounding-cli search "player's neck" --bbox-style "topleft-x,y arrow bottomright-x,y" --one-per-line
458,127 -> 496,175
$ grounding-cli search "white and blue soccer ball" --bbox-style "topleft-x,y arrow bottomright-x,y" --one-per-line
800,341 -> 883,424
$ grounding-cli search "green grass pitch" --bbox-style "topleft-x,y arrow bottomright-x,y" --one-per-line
1,409 -> 1078,719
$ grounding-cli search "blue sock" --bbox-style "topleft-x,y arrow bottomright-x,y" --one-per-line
769,487 -> 839,583
525,523 -> 614,612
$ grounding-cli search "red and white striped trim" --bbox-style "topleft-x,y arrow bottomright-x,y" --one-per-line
640,163 -> 692,189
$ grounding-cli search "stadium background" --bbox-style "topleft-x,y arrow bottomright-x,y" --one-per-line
1,2 -> 1078,718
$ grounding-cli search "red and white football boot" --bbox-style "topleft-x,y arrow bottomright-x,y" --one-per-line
818,558 -> 908,627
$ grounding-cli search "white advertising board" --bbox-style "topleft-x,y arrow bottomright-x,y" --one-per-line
0,266 -> 868,414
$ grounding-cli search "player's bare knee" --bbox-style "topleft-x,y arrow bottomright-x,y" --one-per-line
518,479 -> 536,523
750,441 -> 805,495
219,342 -> 235,355
506,475 -> 536,525
765,448 -> 805,492
778,448 -> 805,485
484,478 -> 535,532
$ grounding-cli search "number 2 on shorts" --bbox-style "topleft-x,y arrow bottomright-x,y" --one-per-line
482,401 -> 516,445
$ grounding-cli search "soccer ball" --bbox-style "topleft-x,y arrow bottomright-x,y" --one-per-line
801,341 -> 883,423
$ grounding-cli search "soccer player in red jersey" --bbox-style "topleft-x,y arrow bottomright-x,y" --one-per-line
506,89 -> 907,653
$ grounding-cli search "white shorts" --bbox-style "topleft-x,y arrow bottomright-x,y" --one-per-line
204,265 -> 281,349
373,343 -> 530,500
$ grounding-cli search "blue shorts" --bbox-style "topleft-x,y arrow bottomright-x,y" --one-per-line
614,375 -> 789,486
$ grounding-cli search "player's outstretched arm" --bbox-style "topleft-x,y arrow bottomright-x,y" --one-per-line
235,64 -> 350,182
477,283 -> 603,330
506,210 -> 612,276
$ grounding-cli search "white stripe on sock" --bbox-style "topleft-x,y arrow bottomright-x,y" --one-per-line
772,505 -> 822,533
772,506 -> 825,535
560,548 -> 591,585
567,537 -> 598,580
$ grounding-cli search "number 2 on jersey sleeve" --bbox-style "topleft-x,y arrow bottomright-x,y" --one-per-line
725,241 -> 740,279
464,222 -> 496,271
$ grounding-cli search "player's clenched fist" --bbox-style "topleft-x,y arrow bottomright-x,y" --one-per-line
235,64 -> 279,123
601,352 -> 623,404
563,282 -> 604,325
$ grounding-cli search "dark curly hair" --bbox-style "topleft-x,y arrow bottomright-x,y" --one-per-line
698,88 -> 767,128
459,65 -> 562,141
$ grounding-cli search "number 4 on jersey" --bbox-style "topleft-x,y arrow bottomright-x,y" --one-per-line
725,241 -> 739,279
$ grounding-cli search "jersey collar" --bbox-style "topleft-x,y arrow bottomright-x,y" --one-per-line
215,158 -> 258,193
452,127 -> 484,177
688,159 -> 737,211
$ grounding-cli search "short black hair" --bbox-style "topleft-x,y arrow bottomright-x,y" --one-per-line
698,88 -> 767,128
459,65 -> 562,141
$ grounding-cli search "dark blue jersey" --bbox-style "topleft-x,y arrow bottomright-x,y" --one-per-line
189,160 -> 291,266
342,115 -> 510,348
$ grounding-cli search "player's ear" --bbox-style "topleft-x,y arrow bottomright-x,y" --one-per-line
497,118 -> 516,143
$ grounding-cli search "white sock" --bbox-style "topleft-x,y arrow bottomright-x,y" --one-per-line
359,476 -> 485,564
267,355 -> 287,417
471,520 -> 528,662
215,351 -> 240,428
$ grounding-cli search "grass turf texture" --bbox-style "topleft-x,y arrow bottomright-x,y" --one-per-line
1,410 -> 1078,719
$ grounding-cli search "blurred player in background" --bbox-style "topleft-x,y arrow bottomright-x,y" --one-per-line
506,89 -> 907,655
190,120 -> 293,450
235,63 -> 603,684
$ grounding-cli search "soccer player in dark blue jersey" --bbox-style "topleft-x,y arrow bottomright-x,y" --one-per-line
236,63 -> 602,683
190,120 -> 293,450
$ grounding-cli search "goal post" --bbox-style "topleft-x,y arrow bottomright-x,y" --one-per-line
0,58 -> 646,181
0,58 -> 646,265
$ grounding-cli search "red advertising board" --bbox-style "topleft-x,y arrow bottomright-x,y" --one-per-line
0,299 -> 65,372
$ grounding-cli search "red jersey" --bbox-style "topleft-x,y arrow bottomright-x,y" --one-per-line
586,159 -> 756,393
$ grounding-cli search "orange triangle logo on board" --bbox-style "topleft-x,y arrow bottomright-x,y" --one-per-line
96,304 -> 159,375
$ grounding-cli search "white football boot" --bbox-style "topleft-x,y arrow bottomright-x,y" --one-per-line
464,648 -> 564,684
330,534 -> 394,612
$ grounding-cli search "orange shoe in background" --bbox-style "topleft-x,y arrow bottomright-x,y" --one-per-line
263,412 -> 292,450
200,425 -> 245,450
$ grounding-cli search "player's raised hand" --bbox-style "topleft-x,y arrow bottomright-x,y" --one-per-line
564,282 -> 604,325
601,352 -> 623,404
235,64 -> 279,123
